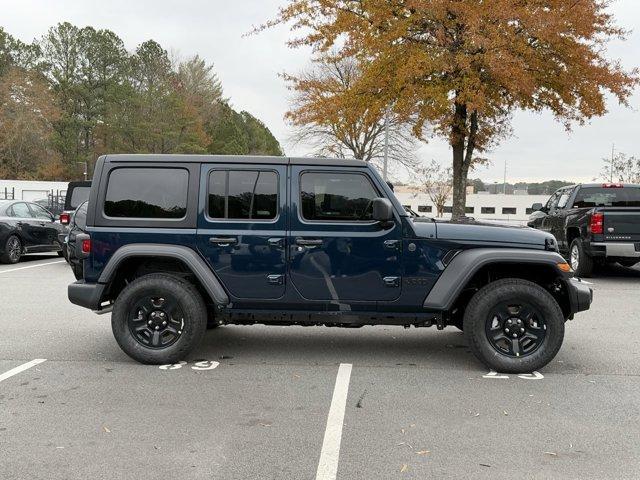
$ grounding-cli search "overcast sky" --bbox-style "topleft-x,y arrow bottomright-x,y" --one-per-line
3,0 -> 639,183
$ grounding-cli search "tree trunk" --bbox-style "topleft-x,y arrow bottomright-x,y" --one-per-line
451,140 -> 467,220
450,102 -> 478,221
450,101 -> 468,220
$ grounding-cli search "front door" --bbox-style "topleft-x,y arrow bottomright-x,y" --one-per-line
28,203 -> 59,247
9,202 -> 40,249
288,166 -> 402,304
196,164 -> 287,300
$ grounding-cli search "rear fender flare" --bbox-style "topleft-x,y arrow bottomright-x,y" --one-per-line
99,244 -> 229,306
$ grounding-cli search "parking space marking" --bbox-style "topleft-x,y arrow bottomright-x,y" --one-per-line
0,359 -> 47,383
316,363 -> 353,480
0,260 -> 65,274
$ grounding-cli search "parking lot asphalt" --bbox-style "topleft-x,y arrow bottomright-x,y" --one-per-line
1,255 -> 639,479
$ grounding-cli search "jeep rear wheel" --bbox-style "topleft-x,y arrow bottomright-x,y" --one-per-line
463,278 -> 564,374
111,274 -> 207,364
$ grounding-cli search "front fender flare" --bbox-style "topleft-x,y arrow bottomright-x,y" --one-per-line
99,243 -> 229,306
423,248 -> 567,310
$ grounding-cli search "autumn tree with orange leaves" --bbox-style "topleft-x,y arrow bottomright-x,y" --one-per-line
284,56 -> 419,173
265,0 -> 639,219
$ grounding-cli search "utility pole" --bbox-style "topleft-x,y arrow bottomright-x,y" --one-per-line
382,106 -> 390,181
503,160 -> 507,195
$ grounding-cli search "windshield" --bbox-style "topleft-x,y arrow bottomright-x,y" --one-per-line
573,187 -> 640,208
72,201 -> 88,229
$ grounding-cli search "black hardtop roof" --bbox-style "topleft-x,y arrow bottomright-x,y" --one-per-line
103,154 -> 368,167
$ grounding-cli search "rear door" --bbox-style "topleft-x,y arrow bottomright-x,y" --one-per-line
196,164 -> 287,300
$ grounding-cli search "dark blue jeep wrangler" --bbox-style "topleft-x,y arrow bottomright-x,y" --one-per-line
68,154 -> 592,373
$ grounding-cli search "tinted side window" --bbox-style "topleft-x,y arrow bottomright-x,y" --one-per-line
104,168 -> 188,219
300,172 -> 378,222
208,170 -> 278,220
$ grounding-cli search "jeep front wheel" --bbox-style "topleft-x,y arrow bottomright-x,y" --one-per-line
463,278 -> 564,374
111,274 -> 207,364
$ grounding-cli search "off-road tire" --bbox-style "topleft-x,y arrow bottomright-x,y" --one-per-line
111,273 -> 207,364
1,235 -> 22,264
463,278 -> 565,374
570,239 -> 594,277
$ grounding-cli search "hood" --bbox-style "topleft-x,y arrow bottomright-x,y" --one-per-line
410,217 -> 556,249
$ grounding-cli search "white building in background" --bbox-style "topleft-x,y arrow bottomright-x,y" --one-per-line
0,179 -> 69,201
0,179 -> 552,225
394,186 -> 550,224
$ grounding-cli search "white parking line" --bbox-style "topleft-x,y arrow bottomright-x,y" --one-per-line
0,260 -> 65,274
316,363 -> 353,480
0,359 -> 47,383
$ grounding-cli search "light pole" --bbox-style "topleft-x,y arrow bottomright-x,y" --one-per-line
382,105 -> 390,181
76,160 -> 88,181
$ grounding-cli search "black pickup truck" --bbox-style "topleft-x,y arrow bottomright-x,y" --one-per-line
528,183 -> 640,276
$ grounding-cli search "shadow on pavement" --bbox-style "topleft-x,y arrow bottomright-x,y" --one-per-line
195,324 -> 480,371
16,253 -> 62,264
588,262 -> 640,280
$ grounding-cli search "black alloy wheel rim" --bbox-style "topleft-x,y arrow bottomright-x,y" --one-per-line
128,295 -> 185,349
485,301 -> 547,357
7,237 -> 20,262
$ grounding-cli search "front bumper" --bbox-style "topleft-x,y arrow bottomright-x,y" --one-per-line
566,277 -> 592,314
68,281 -> 105,310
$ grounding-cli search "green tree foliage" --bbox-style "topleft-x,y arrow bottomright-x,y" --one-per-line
0,23 -> 283,180
207,102 -> 283,156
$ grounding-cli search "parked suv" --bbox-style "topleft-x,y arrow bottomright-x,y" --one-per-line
528,183 -> 640,276
68,155 -> 592,373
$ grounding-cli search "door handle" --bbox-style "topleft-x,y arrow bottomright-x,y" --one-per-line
209,237 -> 238,246
383,276 -> 400,287
268,237 -> 284,248
296,238 -> 323,246
384,239 -> 400,250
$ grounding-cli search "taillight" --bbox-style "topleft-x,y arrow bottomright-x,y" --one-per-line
60,213 -> 70,225
602,183 -> 623,188
590,212 -> 604,234
81,238 -> 91,254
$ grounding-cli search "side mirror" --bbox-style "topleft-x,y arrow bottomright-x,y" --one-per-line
531,203 -> 543,212
372,198 -> 393,224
